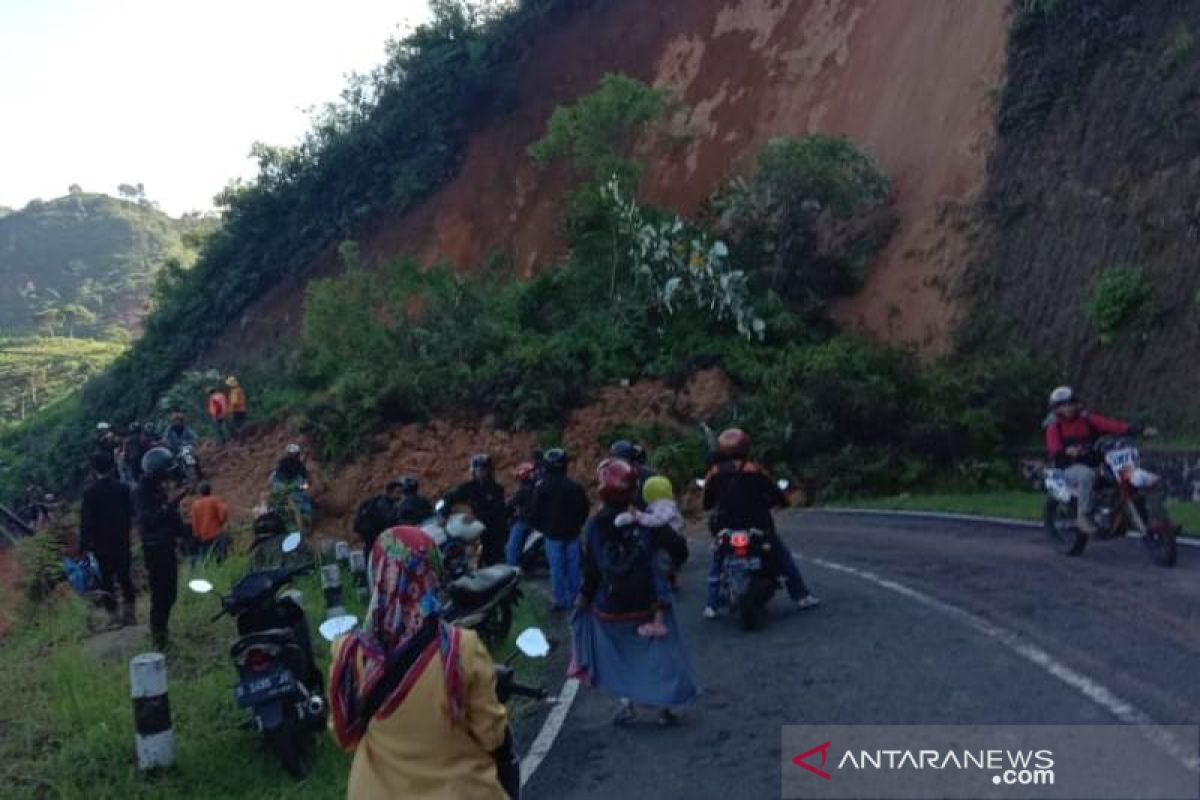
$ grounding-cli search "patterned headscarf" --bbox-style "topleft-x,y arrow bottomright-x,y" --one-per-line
330,526 -> 463,749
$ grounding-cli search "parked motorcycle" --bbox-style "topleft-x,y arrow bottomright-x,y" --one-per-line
315,619 -> 552,800
1043,436 -> 1179,566
189,534 -> 326,777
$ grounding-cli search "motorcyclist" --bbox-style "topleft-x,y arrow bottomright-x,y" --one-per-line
394,476 -> 434,525
1044,385 -> 1155,534
354,480 -> 402,555
135,446 -> 189,650
79,451 -> 136,628
701,428 -> 820,618
529,448 -> 590,609
273,443 -> 310,486
610,440 -> 656,507
439,454 -> 507,567
504,462 -> 538,566
164,411 -> 198,455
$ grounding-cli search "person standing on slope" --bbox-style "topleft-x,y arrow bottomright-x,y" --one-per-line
226,376 -> 249,442
79,451 -> 136,628
207,386 -> 229,442
135,447 -> 189,650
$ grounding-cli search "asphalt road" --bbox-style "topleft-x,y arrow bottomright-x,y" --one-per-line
523,510 -> 1200,799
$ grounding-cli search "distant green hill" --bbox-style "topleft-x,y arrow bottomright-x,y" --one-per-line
0,192 -> 200,339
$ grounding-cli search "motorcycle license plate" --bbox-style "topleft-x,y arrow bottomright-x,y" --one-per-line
236,669 -> 295,707
728,557 -> 761,571
1104,447 -> 1138,473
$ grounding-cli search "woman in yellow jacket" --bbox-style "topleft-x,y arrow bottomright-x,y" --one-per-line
329,526 -> 509,799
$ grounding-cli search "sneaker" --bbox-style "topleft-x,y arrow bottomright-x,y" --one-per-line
1076,516 -> 1098,535
613,699 -> 636,726
702,606 -> 717,620
796,594 -> 822,610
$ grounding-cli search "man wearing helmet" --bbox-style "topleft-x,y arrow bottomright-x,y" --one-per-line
440,454 -> 508,566
701,428 -> 820,618
273,443 -> 309,485
394,476 -> 434,525
609,440 -> 656,507
136,446 -> 190,649
1045,385 -> 1154,534
529,449 -> 590,609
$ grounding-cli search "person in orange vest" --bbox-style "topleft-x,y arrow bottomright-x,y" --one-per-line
226,376 -> 248,442
207,386 -> 229,441
189,482 -> 230,564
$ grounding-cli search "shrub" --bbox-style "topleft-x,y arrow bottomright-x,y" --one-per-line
1087,266 -> 1152,344
711,136 -> 895,315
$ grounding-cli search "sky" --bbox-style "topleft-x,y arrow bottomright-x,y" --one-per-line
0,0 -> 432,216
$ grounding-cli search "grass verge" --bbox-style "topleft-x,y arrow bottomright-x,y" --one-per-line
0,546 -> 548,799
835,492 -> 1200,536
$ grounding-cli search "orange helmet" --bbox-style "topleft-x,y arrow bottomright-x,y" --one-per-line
717,428 -> 750,459
596,458 -> 637,506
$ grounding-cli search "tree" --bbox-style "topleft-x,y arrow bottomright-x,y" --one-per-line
68,184 -> 82,195
117,183 -> 138,200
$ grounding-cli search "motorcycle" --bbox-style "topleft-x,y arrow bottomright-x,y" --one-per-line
173,445 -> 201,487
315,618 -> 552,800
714,527 -> 779,630
1043,435 -> 1179,566
248,511 -> 315,572
189,533 -> 327,777
422,512 -> 524,648
268,476 -> 313,536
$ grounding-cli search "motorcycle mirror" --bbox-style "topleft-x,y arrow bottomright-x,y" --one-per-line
515,627 -> 551,659
318,614 -> 358,642
188,578 -> 214,594
777,479 -> 791,491
694,478 -> 705,489
435,499 -> 447,513
281,532 -> 302,553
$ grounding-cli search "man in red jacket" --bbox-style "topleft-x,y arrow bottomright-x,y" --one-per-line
1045,385 -> 1155,533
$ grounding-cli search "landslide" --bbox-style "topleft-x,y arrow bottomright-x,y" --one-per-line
965,0 -> 1200,418
214,0 -> 1010,365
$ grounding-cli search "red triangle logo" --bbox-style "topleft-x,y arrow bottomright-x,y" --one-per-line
792,741 -> 833,780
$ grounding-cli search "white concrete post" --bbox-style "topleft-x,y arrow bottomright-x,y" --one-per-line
320,563 -> 345,619
130,652 -> 173,770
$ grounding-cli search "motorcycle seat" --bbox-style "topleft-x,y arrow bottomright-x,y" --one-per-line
448,564 -> 519,606
230,628 -> 300,658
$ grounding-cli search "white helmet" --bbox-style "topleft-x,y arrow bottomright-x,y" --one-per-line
286,443 -> 302,455
1048,386 -> 1076,408
96,421 -> 111,432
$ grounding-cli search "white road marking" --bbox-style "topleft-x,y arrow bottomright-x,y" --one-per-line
802,553 -> 1200,773
815,507 -> 1200,548
520,676 -> 581,788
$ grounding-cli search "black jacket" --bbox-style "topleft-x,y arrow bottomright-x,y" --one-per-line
702,460 -> 785,533
395,494 -> 434,525
79,477 -> 133,554
507,482 -> 536,523
274,455 -> 309,483
134,479 -> 186,548
529,472 -> 591,541
441,479 -> 507,534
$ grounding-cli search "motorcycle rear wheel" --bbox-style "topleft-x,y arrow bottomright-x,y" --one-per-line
1043,497 -> 1087,556
1138,497 -> 1178,567
264,724 -> 312,779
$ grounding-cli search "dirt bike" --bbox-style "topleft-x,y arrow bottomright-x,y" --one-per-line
1042,436 -> 1179,566
268,477 -> 313,537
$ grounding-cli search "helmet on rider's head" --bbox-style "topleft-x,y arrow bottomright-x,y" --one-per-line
400,476 -> 419,494
96,421 -> 111,432
514,462 -> 536,482
718,428 -> 751,459
286,443 -> 302,456
608,440 -> 637,461
544,448 -> 569,471
128,422 -> 142,433
226,376 -> 239,387
141,446 -> 175,479
596,458 -> 637,507
470,453 -> 493,474
1049,386 -> 1077,409
642,475 -> 674,505
631,444 -> 648,465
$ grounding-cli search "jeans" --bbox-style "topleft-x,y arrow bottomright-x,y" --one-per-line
95,547 -> 135,612
143,543 -> 178,643
505,521 -> 530,566
545,538 -> 581,609
190,534 -> 230,567
705,531 -> 810,608
1065,464 -> 1097,521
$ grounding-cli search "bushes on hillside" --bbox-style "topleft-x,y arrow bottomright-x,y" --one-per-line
1087,266 -> 1152,344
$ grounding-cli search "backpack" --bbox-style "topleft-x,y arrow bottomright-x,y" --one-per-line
598,525 -> 655,612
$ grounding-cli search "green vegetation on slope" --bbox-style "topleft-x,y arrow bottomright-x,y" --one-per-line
0,193 -> 202,339
0,337 -> 124,426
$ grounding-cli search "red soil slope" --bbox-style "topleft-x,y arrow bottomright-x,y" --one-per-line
216,0 -> 1009,363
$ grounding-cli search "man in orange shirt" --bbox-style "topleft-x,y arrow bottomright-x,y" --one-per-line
190,482 -> 230,564
207,386 -> 229,441
226,376 -> 248,442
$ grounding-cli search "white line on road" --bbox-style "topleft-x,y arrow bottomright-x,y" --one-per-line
520,676 -> 581,788
815,507 -> 1200,548
802,553 -> 1200,773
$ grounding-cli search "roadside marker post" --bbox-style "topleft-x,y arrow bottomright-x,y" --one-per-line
130,652 -> 174,771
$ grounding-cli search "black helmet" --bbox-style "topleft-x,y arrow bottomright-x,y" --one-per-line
91,451 -> 116,474
128,422 -> 142,433
609,439 -> 637,461
631,443 -> 648,465
400,476 -> 419,494
544,448 -> 569,471
470,453 -> 493,472
141,446 -> 174,479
